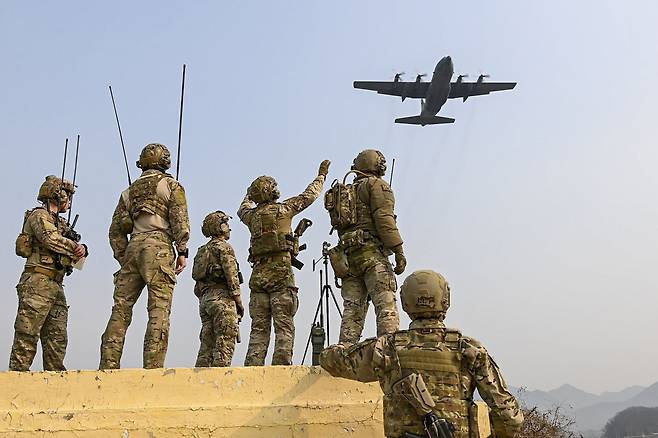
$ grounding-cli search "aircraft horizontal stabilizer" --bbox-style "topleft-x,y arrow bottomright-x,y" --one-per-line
394,115 -> 455,126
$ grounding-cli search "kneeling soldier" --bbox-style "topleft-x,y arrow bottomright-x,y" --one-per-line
193,211 -> 244,367
321,270 -> 523,438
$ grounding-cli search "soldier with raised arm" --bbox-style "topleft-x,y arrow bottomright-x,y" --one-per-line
321,270 -> 524,438
10,176 -> 87,371
100,143 -> 190,369
238,159 -> 330,366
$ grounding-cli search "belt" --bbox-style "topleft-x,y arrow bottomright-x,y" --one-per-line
252,253 -> 291,265
25,266 -> 64,282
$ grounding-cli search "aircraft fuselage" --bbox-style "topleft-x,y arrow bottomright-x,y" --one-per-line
421,56 -> 454,118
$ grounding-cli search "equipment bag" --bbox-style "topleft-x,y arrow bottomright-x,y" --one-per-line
324,175 -> 358,231
15,210 -> 34,258
192,244 -> 212,282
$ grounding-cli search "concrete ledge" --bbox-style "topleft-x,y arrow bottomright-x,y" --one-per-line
0,365 -> 491,437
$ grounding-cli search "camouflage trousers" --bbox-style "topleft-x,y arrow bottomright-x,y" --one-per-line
244,260 -> 298,366
99,232 -> 177,369
338,244 -> 399,345
9,271 -> 68,371
195,290 -> 239,367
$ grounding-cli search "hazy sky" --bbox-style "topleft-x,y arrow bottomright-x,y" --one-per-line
1,1 -> 657,394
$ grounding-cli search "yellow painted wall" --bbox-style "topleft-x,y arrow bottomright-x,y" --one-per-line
0,366 -> 491,437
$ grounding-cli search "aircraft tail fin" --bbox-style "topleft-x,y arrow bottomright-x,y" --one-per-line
394,115 -> 455,126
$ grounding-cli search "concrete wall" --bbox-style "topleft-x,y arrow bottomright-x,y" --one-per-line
0,366 -> 491,437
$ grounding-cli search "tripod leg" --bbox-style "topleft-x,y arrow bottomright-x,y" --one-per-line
327,285 -> 343,318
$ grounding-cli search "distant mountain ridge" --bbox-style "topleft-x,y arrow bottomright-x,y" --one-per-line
511,382 -> 658,433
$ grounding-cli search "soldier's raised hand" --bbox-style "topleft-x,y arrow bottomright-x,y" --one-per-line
318,160 -> 331,177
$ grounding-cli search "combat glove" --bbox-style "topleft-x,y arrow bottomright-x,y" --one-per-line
318,159 -> 331,177
393,245 -> 407,275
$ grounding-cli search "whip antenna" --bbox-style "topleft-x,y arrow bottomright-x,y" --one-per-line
176,64 -> 186,180
389,158 -> 396,187
109,85 -> 132,185
61,138 -> 69,183
67,135 -> 80,223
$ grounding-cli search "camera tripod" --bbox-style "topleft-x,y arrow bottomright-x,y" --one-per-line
301,242 -> 343,366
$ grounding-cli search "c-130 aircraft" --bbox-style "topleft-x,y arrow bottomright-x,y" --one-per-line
354,56 -> 516,126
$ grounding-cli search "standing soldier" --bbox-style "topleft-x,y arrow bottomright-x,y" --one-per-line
10,175 -> 87,371
320,270 -> 524,438
100,143 -> 190,369
193,211 -> 244,367
238,159 -> 330,366
324,149 -> 406,345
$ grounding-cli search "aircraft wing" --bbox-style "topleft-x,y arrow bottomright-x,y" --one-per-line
448,82 -> 516,99
353,81 -> 429,99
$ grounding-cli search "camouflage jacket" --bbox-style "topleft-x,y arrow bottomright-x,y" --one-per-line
24,207 -> 79,273
237,174 -> 325,258
193,237 -> 241,297
320,319 -> 523,438
109,169 -> 190,263
342,175 -> 403,251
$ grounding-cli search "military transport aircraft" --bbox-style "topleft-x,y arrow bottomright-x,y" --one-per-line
353,56 -> 516,126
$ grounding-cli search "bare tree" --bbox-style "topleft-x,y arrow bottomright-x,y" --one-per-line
515,387 -> 582,438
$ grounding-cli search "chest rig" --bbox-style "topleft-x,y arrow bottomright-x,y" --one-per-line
128,172 -> 170,220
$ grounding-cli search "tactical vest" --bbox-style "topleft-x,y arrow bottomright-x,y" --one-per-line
23,209 -> 71,278
385,328 -> 477,438
248,203 -> 293,259
128,172 -> 170,220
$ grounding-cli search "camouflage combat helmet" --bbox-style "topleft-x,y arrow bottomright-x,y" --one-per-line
351,149 -> 386,177
248,176 -> 280,204
136,143 -> 171,171
37,175 -> 74,203
400,270 -> 450,320
202,210 -> 231,237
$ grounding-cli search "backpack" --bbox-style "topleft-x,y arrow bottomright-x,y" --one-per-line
15,209 -> 35,258
324,175 -> 358,231
192,243 -> 213,282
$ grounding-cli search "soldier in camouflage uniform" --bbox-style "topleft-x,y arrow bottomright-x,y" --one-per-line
321,270 -> 524,438
100,143 -> 190,369
238,160 -> 330,366
193,211 -> 244,367
10,176 -> 88,371
326,149 -> 406,345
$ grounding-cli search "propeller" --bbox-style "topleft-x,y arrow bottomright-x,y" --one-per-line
477,73 -> 490,82
456,74 -> 469,83
393,72 -> 405,83
415,73 -> 427,83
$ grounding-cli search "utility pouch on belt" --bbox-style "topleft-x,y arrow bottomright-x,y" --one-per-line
327,245 -> 349,278
15,210 -> 33,258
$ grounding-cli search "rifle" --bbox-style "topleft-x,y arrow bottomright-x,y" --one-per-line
393,373 -> 456,438
288,218 -> 313,270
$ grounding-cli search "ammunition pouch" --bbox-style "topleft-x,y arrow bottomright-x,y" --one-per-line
327,245 -> 349,278
15,233 -> 33,258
